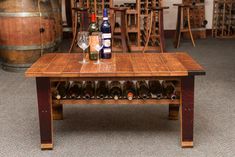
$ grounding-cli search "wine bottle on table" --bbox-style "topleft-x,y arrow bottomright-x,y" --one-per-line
67,81 -> 83,99
83,81 -> 95,99
149,80 -> 163,99
100,8 -> 112,59
123,81 -> 136,101
89,12 -> 99,60
136,80 -> 150,99
162,81 -> 176,100
96,81 -> 108,99
56,81 -> 70,99
109,81 -> 122,100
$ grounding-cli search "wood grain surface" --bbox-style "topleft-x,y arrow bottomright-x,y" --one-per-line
25,53 -> 205,77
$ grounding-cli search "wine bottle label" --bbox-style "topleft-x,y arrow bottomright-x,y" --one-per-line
103,17 -> 108,21
103,39 -> 111,47
114,95 -> 119,100
89,35 -> 99,52
102,33 -> 111,39
103,48 -> 111,53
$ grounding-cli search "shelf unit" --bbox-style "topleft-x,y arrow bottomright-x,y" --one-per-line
182,0 -> 207,39
212,0 -> 235,38
141,0 -> 162,48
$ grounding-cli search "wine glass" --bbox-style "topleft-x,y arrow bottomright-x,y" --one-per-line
77,31 -> 89,64
91,32 -> 103,64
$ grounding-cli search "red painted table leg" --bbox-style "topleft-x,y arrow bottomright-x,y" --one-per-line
36,77 -> 53,150
181,76 -> 194,148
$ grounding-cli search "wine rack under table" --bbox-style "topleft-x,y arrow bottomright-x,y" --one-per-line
53,98 -> 180,105
25,53 -> 205,150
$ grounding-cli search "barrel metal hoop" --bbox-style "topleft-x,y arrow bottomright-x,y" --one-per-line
2,63 -> 33,72
0,42 -> 56,51
0,12 -> 52,17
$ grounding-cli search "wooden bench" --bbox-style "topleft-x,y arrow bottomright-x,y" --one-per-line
25,52 -> 205,150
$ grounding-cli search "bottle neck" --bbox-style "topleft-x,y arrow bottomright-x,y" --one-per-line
103,9 -> 108,21
91,14 -> 96,23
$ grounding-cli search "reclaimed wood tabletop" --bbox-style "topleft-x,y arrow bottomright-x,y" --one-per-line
25,52 -> 205,77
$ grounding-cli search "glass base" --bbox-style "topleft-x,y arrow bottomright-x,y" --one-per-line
93,60 -> 103,64
79,59 -> 89,64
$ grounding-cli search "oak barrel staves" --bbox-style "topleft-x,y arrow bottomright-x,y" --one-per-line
0,0 -> 56,72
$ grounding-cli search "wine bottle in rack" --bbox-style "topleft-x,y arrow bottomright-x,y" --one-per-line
56,81 -> 70,99
162,81 -> 177,100
136,81 -> 150,99
52,82 -> 61,100
109,81 -> 122,100
148,80 -> 163,99
101,8 -> 112,59
96,81 -> 108,99
83,81 -> 95,99
67,81 -> 83,99
123,81 -> 136,101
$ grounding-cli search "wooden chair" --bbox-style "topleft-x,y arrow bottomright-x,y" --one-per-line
110,7 -> 130,52
173,4 -> 196,48
142,6 -> 169,53
69,2 -> 89,53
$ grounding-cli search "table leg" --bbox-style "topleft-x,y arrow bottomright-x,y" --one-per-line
36,77 -> 53,150
181,76 -> 194,148
52,103 -> 63,120
169,104 -> 179,120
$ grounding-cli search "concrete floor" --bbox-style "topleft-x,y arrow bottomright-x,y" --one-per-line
0,38 -> 234,157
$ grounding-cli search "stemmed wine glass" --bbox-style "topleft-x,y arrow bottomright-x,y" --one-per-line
77,31 -> 89,64
91,32 -> 103,64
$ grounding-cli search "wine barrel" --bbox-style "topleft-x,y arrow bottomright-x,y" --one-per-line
50,0 -> 63,48
0,0 -> 56,72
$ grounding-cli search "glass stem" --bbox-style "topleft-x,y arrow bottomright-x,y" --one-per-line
83,49 -> 85,62
97,51 -> 100,63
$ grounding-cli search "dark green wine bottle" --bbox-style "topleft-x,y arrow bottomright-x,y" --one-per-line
149,80 -> 163,99
136,81 -> 150,99
96,81 -> 108,99
57,81 -> 70,99
109,81 -> 122,100
123,81 -> 136,101
67,81 -> 82,99
83,81 -> 95,99
89,12 -> 99,60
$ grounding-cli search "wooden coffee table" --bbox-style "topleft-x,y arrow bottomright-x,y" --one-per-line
25,52 -> 205,150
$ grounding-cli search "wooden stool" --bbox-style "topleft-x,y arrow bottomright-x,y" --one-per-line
142,6 -> 169,53
110,7 -> 130,52
69,7 -> 89,53
173,4 -> 195,48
